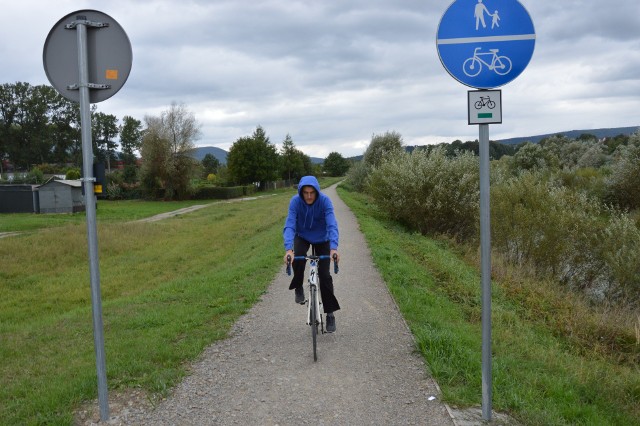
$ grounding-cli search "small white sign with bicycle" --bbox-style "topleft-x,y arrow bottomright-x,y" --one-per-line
468,90 -> 502,125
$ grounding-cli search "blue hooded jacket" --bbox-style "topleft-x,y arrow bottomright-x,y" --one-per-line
283,176 -> 339,250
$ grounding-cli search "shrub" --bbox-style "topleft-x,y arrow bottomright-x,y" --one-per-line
604,144 -> 640,210
106,182 -> 124,200
363,131 -> 404,169
344,161 -> 370,192
368,148 -> 479,240
491,171 -> 640,304
65,168 -> 81,180
25,167 -> 44,184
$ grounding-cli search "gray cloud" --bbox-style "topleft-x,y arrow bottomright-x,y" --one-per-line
1,0 -> 639,158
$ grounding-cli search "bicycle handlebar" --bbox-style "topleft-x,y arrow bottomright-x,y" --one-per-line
286,254 -> 339,275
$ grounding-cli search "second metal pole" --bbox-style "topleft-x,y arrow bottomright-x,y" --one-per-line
479,123 -> 492,421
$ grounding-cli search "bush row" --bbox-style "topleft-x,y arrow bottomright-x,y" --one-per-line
352,146 -> 640,305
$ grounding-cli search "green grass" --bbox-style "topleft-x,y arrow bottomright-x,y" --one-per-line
337,186 -> 640,426
0,199 -> 215,232
9,176 -> 633,425
0,191 -> 292,425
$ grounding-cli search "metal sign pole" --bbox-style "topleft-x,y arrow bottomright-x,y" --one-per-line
479,123 -> 492,421
75,17 -> 109,421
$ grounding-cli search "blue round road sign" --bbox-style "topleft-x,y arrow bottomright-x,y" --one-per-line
437,0 -> 535,89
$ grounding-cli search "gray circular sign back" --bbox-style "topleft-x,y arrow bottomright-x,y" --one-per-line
43,9 -> 132,103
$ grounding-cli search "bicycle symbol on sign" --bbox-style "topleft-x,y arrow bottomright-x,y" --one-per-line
463,47 -> 512,77
474,96 -> 496,110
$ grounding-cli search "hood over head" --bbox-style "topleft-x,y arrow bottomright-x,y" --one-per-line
297,176 -> 321,200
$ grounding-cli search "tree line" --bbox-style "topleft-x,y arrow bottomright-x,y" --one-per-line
0,82 -> 351,197
135,103 -> 350,200
0,82 -> 143,174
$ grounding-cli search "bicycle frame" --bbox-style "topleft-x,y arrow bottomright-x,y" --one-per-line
286,253 -> 338,361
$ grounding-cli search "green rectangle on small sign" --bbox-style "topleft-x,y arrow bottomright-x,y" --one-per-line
478,113 -> 493,118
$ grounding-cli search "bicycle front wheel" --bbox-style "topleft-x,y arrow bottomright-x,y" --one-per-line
310,286 -> 318,362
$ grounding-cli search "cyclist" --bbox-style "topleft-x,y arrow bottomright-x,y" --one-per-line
283,176 -> 340,333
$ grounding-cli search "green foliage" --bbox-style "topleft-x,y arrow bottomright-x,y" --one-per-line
491,171 -> 640,304
279,134 -> 311,180
0,82 -> 81,169
227,126 -> 279,186
92,111 -> 119,165
323,151 -> 350,176
119,115 -> 143,165
65,168 -> 81,180
361,131 -> 640,305
368,148 -> 479,239
344,160 -> 370,192
26,167 -> 44,184
511,142 -> 556,172
201,153 -> 220,177
363,130 -> 404,168
604,143 -> 640,210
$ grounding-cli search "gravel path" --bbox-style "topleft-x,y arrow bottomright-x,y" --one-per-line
85,184 -> 456,425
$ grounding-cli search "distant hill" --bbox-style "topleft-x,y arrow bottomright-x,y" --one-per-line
188,146 -> 228,163
189,146 -> 324,164
497,126 -> 639,146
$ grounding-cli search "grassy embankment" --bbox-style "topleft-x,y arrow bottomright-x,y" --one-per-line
0,190 -> 292,424
337,186 -> 639,426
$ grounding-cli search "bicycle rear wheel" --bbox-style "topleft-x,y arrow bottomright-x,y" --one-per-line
310,286 -> 318,361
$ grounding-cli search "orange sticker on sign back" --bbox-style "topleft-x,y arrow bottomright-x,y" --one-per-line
105,69 -> 118,80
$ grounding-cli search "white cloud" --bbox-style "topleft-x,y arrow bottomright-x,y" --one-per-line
1,0 -> 639,158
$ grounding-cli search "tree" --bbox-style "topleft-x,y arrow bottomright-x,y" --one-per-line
119,115 -> 143,165
92,112 -> 119,173
323,152 -> 350,176
278,134 -> 312,181
512,142 -> 552,172
139,102 -> 201,199
227,125 -> 279,187
201,153 -> 220,177
363,131 -> 404,168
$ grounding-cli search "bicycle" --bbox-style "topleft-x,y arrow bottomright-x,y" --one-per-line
463,47 -> 512,77
474,96 -> 496,110
286,253 -> 338,361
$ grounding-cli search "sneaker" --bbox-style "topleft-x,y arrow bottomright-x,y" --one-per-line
294,287 -> 305,305
326,313 -> 336,333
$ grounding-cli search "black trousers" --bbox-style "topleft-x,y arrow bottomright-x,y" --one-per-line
289,236 -> 341,314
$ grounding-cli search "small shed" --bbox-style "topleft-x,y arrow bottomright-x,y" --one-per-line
38,179 -> 85,213
0,184 -> 40,213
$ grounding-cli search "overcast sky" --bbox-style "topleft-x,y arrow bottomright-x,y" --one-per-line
1,0 -> 639,158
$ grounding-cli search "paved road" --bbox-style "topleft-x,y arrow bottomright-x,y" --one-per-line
85,184 -> 457,425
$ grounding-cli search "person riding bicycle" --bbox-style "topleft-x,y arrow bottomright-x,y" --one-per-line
283,176 -> 340,333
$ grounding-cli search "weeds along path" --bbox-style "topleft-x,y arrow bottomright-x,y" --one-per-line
94,184 -> 455,425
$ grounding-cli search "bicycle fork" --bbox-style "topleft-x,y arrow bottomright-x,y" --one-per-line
306,265 -> 324,333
